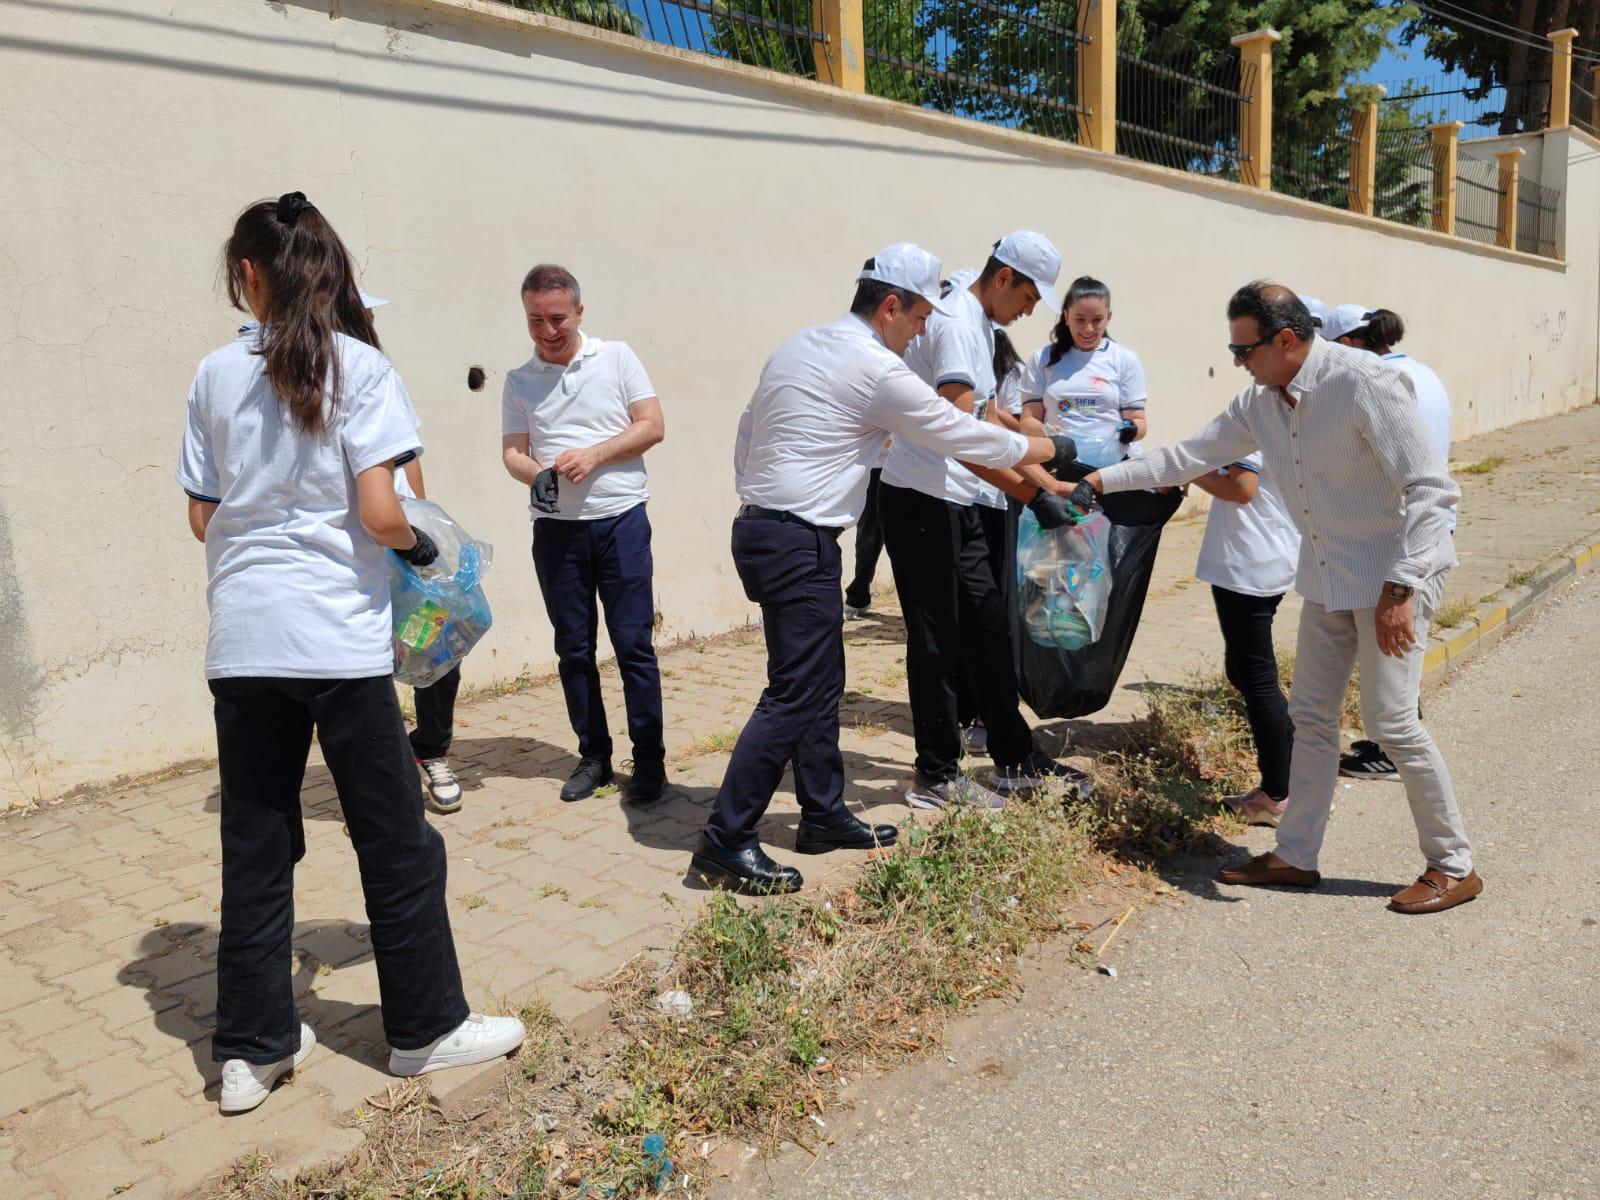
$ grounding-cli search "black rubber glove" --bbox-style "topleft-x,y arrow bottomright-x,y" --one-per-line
1116,418 -> 1139,444
1027,490 -> 1078,530
401,525 -> 439,567
1045,434 -> 1079,477
1054,458 -> 1094,483
530,468 -> 560,514
1066,479 -> 1098,520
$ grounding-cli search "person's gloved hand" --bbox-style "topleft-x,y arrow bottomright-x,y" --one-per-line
1027,489 -> 1078,530
401,525 -> 439,567
1116,418 -> 1139,444
1045,435 -> 1079,478
530,468 -> 560,514
1065,479 -> 1098,520
1054,457 -> 1094,482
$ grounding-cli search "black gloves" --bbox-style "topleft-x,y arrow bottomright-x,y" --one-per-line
1116,418 -> 1139,444
400,525 -> 439,567
530,468 -> 560,514
1027,490 -> 1079,530
1046,434 -> 1079,476
1066,479 -> 1098,517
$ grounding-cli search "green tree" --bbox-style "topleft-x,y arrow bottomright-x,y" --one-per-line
505,0 -> 642,34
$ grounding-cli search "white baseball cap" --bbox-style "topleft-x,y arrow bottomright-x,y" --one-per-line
992,231 -> 1064,313
1323,303 -> 1376,342
857,244 -> 955,315
1297,294 -> 1327,332
359,289 -> 389,310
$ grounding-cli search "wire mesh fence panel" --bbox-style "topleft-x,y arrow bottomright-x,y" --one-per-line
1574,80 -> 1600,141
1454,150 -> 1503,249
1517,175 -> 1560,259
1371,124 -> 1438,229
1115,26 -> 1249,177
496,0 -> 827,78
1273,101 -> 1359,211
1381,72 -> 1553,137
862,0 -> 1089,146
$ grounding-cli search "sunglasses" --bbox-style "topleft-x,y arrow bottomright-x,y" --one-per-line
1228,334 -> 1274,360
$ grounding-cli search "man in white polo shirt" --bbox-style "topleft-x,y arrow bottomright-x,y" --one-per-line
501,264 -> 668,805
692,244 -> 1082,894
880,232 -> 1084,810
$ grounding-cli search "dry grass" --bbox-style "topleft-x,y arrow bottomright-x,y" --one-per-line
676,728 -> 741,761
1507,565 -> 1537,589
1431,597 -> 1473,630
1458,455 -> 1506,476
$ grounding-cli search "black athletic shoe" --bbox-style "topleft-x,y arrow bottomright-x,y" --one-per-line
1339,740 -> 1399,782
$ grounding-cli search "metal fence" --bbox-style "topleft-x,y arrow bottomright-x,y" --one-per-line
1371,124 -> 1437,229
1274,101 -> 1358,211
1574,78 -> 1600,140
498,0 -> 829,78
1115,27 -> 1250,177
1517,175 -> 1560,258
862,0 -> 1090,146
1381,72 -> 1553,137
1454,150 -> 1504,249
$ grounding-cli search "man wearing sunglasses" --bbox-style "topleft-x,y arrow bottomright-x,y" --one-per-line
1068,281 -> 1478,916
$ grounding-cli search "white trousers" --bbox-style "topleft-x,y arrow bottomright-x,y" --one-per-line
1274,574 -> 1473,876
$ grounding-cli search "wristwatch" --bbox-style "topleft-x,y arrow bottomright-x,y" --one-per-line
1384,582 -> 1415,601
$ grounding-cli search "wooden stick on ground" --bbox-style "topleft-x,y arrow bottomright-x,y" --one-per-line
1096,905 -> 1136,957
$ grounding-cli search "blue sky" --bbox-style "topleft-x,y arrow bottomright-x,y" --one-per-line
1360,35 -> 1435,88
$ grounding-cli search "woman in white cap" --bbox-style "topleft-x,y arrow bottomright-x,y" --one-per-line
1322,304 -> 1455,782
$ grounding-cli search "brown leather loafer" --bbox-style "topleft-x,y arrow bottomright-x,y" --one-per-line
1388,868 -> 1482,914
1217,852 -> 1320,888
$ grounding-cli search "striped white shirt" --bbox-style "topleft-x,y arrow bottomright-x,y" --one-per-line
1098,338 -> 1458,612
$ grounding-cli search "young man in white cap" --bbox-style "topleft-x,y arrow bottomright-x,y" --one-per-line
879,232 -> 1084,810
692,244 -> 1083,894
1297,294 -> 1328,336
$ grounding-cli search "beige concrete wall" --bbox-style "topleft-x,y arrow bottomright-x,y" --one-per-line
3,0 -> 1597,805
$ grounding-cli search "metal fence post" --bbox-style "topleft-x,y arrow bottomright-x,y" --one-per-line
1231,27 -> 1280,190
1495,147 -> 1525,249
1549,28 -> 1578,129
1429,120 -> 1463,235
1349,92 -> 1381,215
1076,0 -> 1116,153
813,0 -> 865,92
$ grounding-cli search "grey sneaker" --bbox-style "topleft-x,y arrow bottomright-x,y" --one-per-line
904,773 -> 1007,810
419,758 -> 463,813
991,752 -> 1092,798
843,602 -> 869,621
959,721 -> 988,755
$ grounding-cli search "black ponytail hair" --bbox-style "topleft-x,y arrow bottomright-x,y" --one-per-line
993,327 -> 1021,385
223,193 -> 379,436
1358,309 -> 1405,351
1047,276 -> 1113,366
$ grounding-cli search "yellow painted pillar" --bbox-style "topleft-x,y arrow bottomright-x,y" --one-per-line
1495,146 -> 1525,249
1349,93 -> 1381,215
812,0 -> 865,92
1075,0 -> 1116,153
1549,28 -> 1578,129
1429,120 -> 1463,235
1231,27 -> 1282,190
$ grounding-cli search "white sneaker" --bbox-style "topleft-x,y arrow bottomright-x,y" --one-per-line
388,1012 -> 526,1077
419,757 -> 463,813
843,603 -> 869,621
904,774 -> 1007,811
219,1022 -> 316,1114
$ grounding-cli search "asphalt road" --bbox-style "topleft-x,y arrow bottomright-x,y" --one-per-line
744,570 -> 1600,1200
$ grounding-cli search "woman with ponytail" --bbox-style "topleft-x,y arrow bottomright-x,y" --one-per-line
178,194 -> 523,1114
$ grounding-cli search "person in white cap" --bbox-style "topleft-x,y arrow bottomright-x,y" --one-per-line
1323,304 -> 1457,784
691,244 -> 1083,894
879,232 -> 1086,810
1297,294 -> 1328,336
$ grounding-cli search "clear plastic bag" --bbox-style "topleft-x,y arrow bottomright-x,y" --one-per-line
386,498 -> 495,687
1015,507 -> 1111,651
1045,418 -> 1126,471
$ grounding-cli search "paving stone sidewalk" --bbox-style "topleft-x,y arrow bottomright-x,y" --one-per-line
2,404 -> 1597,1200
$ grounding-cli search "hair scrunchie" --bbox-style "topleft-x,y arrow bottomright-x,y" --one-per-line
276,191 -> 313,226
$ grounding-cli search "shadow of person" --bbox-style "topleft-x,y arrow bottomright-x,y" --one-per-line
445,733 -> 583,793
117,918 -> 389,1101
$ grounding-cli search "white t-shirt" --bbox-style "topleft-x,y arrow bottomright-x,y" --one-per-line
883,285 -> 997,507
1384,352 -> 1456,532
177,329 -> 421,679
1194,453 -> 1302,598
733,315 -> 1028,529
1020,338 -> 1148,453
501,333 -> 657,522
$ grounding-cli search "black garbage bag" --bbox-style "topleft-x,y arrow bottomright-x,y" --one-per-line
1006,488 -> 1184,719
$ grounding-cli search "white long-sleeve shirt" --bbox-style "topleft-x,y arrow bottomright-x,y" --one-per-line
733,315 -> 1029,528
1098,337 -> 1458,612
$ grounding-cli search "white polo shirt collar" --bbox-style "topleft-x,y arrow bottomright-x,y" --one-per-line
533,331 -> 602,372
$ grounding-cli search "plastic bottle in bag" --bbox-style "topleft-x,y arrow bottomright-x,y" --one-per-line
1015,508 -> 1112,651
386,499 -> 496,687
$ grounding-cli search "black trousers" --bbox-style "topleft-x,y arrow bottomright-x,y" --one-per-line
844,468 -> 885,610
1210,585 -> 1294,801
879,483 -> 1032,780
409,664 -> 461,761
531,503 -> 665,769
705,514 -> 851,851
954,504 -> 1008,728
209,675 -> 469,1063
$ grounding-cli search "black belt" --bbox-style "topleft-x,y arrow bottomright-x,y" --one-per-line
737,504 -> 842,537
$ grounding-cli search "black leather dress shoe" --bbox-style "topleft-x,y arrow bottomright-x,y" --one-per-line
689,835 -> 802,895
626,763 -> 667,805
794,813 -> 899,854
560,756 -> 613,802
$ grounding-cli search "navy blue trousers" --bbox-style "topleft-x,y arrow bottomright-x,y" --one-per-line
704,514 -> 851,851
532,503 -> 665,768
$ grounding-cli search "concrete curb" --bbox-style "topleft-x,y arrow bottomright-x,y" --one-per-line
1422,530 -> 1600,684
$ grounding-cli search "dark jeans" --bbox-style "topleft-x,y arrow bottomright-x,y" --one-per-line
879,483 -> 1032,780
1211,585 -> 1294,801
409,664 -> 461,761
209,675 -> 469,1064
955,504 -> 1008,729
532,503 -> 665,769
705,514 -> 851,851
844,468 -> 885,610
